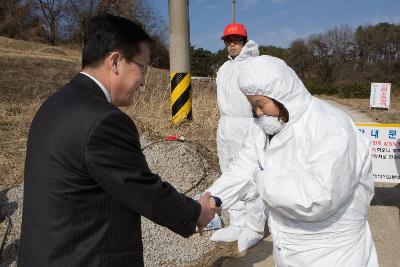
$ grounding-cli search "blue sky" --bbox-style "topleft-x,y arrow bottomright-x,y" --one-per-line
150,0 -> 400,52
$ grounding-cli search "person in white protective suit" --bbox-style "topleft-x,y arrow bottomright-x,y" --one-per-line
208,55 -> 379,267
212,22 -> 266,251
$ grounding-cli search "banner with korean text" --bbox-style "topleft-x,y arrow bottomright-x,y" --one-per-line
356,123 -> 400,183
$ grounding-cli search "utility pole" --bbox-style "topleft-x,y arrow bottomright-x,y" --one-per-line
168,0 -> 192,125
232,0 -> 236,22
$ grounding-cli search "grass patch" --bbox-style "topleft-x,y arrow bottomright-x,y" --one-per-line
124,69 -> 220,170
1,37 -> 397,188
0,37 -> 221,187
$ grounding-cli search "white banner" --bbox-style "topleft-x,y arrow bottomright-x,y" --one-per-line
356,123 -> 400,183
370,83 -> 391,109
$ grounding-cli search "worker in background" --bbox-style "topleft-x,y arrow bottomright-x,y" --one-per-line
212,22 -> 266,252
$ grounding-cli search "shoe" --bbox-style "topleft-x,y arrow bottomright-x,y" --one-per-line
237,227 -> 264,252
210,225 -> 242,242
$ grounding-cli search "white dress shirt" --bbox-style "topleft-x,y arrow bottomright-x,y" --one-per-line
80,72 -> 112,103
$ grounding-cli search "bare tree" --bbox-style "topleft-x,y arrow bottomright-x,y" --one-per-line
306,34 -> 331,83
287,39 -> 313,80
64,0 -> 167,46
34,0 -> 67,45
98,0 -> 167,41
322,25 -> 355,82
64,0 -> 100,45
0,0 -> 44,41
324,25 -> 355,64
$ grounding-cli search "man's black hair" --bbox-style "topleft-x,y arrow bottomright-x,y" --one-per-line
82,14 -> 153,68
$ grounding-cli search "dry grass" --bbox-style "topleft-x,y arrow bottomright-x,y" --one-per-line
0,37 -> 82,186
319,95 -> 400,123
0,100 -> 41,186
0,37 -> 221,187
0,36 -> 81,60
1,37 -> 398,189
124,69 -> 220,169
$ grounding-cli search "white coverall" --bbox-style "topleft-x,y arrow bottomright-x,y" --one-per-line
214,40 -> 265,250
209,55 -> 379,267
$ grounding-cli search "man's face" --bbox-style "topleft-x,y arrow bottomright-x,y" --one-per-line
224,35 -> 245,57
111,42 -> 150,107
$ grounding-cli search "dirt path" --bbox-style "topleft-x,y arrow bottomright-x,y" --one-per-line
323,99 -> 375,122
217,100 -> 400,267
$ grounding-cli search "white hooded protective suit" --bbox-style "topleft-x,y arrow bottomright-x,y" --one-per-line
209,55 -> 379,267
216,40 -> 259,172
213,40 -> 265,250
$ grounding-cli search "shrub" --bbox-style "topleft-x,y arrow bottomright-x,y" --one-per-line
305,81 -> 338,95
338,82 -> 370,98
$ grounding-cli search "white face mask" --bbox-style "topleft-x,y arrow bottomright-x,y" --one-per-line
258,115 -> 285,135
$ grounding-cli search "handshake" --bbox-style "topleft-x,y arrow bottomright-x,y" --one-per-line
196,192 -> 222,231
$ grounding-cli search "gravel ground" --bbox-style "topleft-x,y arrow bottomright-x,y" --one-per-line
0,185 -> 22,267
0,136 -> 229,267
2,101 -> 397,267
140,136 -> 229,266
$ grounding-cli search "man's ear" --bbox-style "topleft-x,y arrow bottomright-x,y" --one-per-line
107,52 -> 121,74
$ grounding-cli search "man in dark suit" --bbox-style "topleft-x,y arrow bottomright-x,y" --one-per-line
18,15 -> 218,267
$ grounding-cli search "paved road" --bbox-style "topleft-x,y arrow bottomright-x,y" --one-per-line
219,100 -> 400,267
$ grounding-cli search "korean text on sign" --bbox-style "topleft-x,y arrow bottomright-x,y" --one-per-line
356,123 -> 400,183
369,83 -> 391,109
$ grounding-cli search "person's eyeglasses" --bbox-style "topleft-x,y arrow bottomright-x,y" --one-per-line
224,38 -> 244,45
124,56 -> 149,75
108,52 -> 149,75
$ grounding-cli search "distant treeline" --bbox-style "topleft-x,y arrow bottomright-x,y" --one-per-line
0,0 -> 169,68
192,23 -> 400,98
1,1 -> 399,97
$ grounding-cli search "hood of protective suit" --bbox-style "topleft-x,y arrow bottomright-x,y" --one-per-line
238,55 -> 312,123
229,40 -> 259,62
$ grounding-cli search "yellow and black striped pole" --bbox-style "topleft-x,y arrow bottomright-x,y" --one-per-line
170,72 -> 192,124
169,0 -> 192,125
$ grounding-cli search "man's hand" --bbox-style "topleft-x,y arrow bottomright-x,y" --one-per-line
196,192 -> 221,230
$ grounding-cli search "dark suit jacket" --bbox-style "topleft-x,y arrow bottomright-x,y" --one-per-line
18,73 -> 201,267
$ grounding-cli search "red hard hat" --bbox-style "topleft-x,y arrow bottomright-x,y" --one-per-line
221,23 -> 248,40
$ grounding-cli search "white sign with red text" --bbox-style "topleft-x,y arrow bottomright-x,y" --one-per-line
356,123 -> 400,183
370,83 -> 391,109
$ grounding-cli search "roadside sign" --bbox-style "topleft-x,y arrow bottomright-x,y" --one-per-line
370,83 -> 391,109
356,123 -> 400,183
